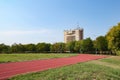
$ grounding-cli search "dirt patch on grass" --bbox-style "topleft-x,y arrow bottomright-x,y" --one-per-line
89,60 -> 120,69
109,56 -> 120,60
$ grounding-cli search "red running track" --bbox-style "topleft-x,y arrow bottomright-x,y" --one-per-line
0,54 -> 107,80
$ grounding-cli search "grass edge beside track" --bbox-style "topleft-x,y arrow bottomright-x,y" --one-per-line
0,53 -> 78,63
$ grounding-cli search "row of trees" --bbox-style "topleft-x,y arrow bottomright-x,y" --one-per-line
65,37 -> 109,54
0,43 -> 51,53
0,36 -> 108,54
0,23 -> 119,55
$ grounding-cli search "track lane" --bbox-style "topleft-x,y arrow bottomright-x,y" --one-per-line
0,54 -> 107,80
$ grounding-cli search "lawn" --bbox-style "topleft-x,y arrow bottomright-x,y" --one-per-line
9,56 -> 120,80
0,53 -> 78,63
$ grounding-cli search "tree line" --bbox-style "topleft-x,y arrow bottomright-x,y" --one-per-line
0,23 -> 120,55
0,37 -> 108,54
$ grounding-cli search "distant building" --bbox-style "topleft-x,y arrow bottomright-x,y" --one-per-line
64,27 -> 83,43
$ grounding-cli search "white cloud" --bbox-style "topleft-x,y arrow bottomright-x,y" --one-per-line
0,29 -> 51,36
0,29 -> 63,45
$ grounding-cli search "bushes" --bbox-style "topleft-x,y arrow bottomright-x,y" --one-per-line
116,51 -> 120,56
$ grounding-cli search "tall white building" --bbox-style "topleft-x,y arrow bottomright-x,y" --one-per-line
64,27 -> 83,43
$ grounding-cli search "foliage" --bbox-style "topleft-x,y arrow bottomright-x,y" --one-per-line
94,36 -> 108,51
106,23 -> 120,55
0,37 -> 109,54
36,43 -> 51,52
65,38 -> 94,53
24,44 -> 36,52
50,42 -> 65,53
80,38 -> 94,53
0,44 -> 10,53
10,43 -> 24,53
116,51 -> 120,56
74,41 -> 82,52
66,41 -> 76,52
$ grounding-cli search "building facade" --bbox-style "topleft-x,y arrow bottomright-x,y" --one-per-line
64,27 -> 83,43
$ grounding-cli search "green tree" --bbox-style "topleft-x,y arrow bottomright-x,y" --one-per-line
57,43 -> 65,53
74,41 -> 82,53
94,36 -> 108,51
106,23 -> 120,55
0,44 -> 10,53
81,38 -> 94,53
36,43 -> 51,53
10,43 -> 25,53
50,42 -> 65,53
24,44 -> 36,53
66,41 -> 76,52
10,43 -> 19,53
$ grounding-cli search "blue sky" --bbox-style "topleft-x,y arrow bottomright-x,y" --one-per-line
0,0 -> 120,45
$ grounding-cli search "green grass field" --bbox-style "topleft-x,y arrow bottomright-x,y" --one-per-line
9,56 -> 120,80
0,53 -> 78,63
